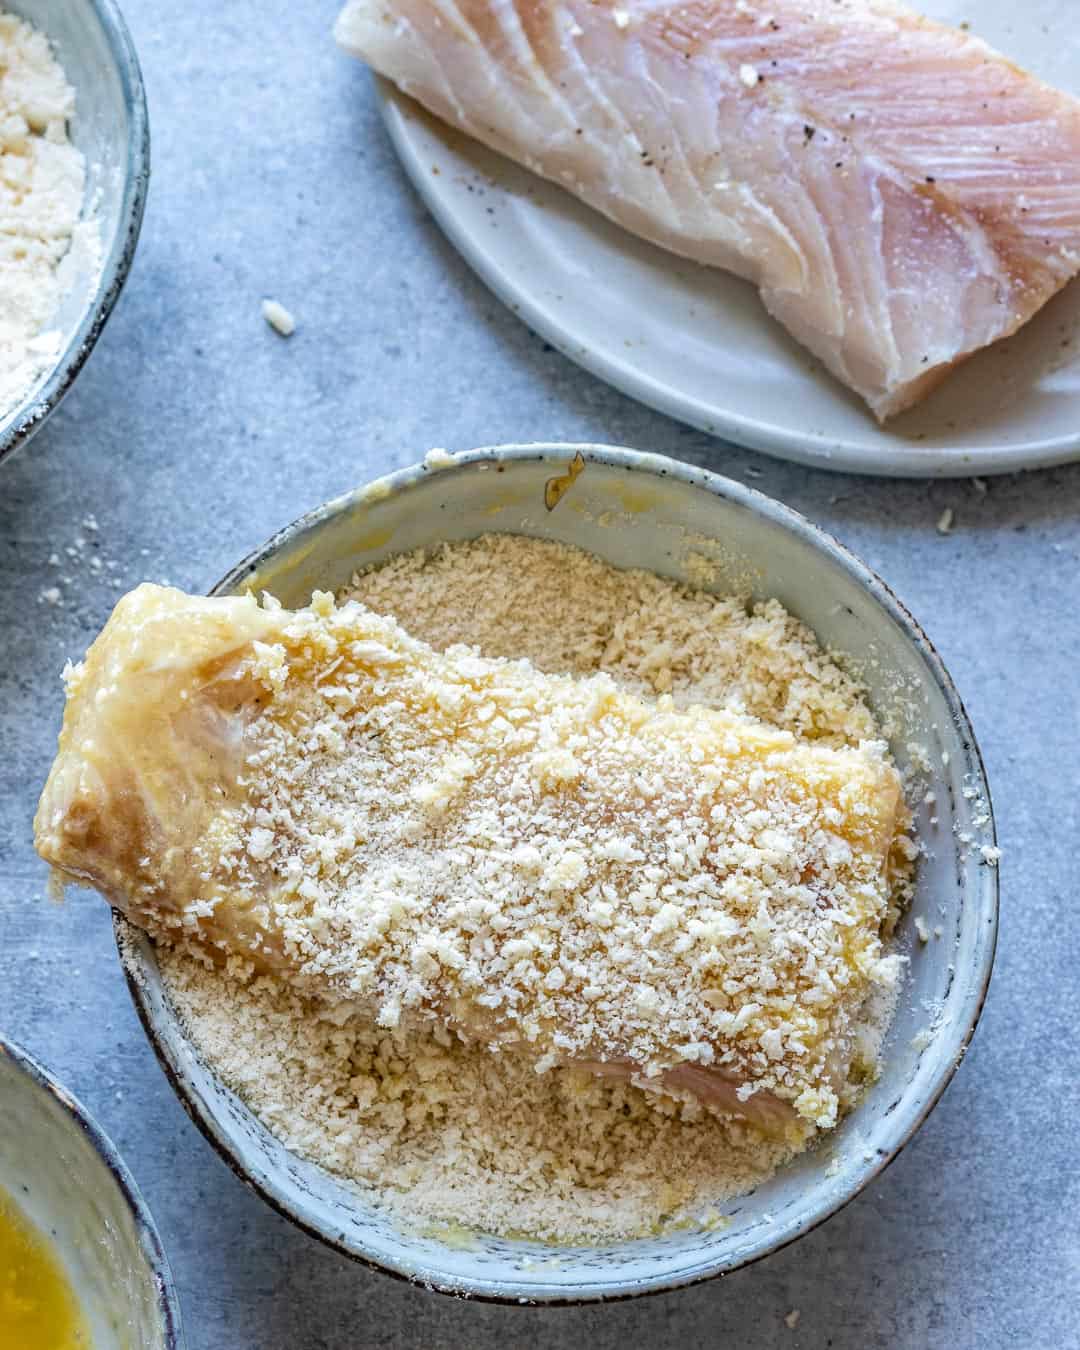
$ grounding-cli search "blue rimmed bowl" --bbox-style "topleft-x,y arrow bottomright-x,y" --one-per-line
0,1036 -> 183,1345
116,443 -> 997,1302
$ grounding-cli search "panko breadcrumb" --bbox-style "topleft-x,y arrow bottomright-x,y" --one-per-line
150,535 -> 910,1241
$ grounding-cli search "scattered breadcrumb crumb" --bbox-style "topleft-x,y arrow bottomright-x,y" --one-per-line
37,524 -> 130,616
980,845 -> 1001,866
261,299 -> 295,337
936,507 -> 955,535
423,446 -> 456,470
785,1309 -> 801,1330
914,915 -> 930,944
739,63 -> 760,87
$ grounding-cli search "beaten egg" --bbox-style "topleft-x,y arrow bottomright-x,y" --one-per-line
0,1188 -> 90,1349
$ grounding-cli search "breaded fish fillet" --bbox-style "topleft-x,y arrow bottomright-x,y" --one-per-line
36,584 -> 910,1138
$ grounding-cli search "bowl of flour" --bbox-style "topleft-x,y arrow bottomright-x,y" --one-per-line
0,0 -> 148,466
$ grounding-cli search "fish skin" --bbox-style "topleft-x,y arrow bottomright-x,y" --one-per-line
336,0 -> 1080,419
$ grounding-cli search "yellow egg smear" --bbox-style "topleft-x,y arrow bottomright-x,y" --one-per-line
0,1189 -> 91,1350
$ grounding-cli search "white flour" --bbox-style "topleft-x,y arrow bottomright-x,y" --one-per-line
0,13 -> 96,415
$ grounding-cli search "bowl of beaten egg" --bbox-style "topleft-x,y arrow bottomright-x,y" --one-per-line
0,1037 -> 182,1346
113,444 -> 997,1301
0,0 -> 148,466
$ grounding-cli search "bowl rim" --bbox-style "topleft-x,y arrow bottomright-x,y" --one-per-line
115,442 -> 998,1303
0,0 -> 151,467
0,1034 -> 184,1345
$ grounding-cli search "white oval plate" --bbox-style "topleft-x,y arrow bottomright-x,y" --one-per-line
373,1 -> 1080,477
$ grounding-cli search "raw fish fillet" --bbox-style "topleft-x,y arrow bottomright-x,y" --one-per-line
36,584 -> 910,1138
336,0 -> 1080,419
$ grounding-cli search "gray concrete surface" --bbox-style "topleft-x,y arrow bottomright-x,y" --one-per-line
2,2 -> 1078,1346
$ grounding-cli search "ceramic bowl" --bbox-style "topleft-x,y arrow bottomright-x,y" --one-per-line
117,443 -> 998,1301
0,1036 -> 183,1345
0,0 -> 149,466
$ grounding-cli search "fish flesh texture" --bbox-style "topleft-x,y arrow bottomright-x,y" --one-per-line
336,0 -> 1080,420
35,584 -> 910,1138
